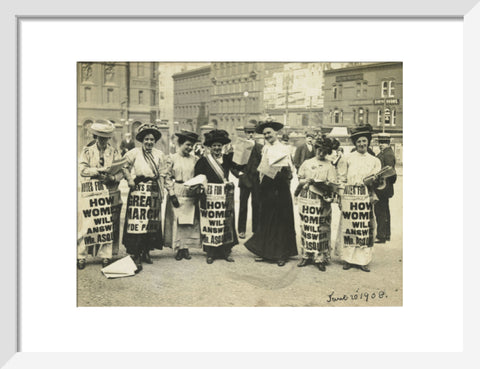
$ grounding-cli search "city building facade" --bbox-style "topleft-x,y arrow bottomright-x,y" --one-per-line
158,62 -> 209,131
77,62 -> 161,152
208,62 -> 280,135
323,62 -> 403,140
172,65 -> 212,133
263,62 -> 354,133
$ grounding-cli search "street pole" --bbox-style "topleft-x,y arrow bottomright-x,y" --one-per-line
243,91 -> 249,127
383,98 -> 386,134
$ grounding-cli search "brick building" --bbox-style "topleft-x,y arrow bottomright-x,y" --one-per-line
77,62 -> 160,152
323,62 -> 403,141
172,65 -> 212,133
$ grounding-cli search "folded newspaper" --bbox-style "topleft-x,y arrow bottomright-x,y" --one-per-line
183,174 -> 207,187
232,138 -> 254,165
101,255 -> 138,279
363,166 -> 397,188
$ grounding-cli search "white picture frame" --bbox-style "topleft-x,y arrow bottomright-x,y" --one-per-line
2,0 -> 478,367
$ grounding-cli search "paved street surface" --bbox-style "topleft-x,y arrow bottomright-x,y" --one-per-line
78,170 -> 403,307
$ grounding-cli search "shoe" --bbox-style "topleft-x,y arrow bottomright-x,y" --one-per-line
183,249 -> 192,260
142,252 -> 153,264
175,250 -> 184,261
133,255 -> 142,273
239,232 -> 246,239
297,259 -> 309,267
225,256 -> 235,262
277,260 -> 286,267
102,258 -> 111,268
77,259 -> 86,270
254,257 -> 265,262
375,238 -> 386,244
206,257 -> 214,264
386,236 -> 391,241
316,263 -> 326,272
343,262 -> 352,270
359,265 -> 370,272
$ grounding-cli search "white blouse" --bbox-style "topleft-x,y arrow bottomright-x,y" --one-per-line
337,151 -> 381,185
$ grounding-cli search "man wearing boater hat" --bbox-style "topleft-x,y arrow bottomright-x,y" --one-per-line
374,133 -> 397,243
237,120 -> 263,239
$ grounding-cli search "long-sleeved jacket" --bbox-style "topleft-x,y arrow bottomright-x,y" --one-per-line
293,143 -> 315,170
238,142 -> 263,188
375,146 -> 397,198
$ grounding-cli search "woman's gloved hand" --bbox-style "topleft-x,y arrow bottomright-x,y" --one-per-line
170,194 -> 180,208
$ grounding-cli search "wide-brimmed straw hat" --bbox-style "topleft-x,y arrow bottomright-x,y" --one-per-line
136,123 -> 162,142
377,132 -> 392,144
350,124 -> 373,144
244,120 -> 258,133
203,129 -> 231,147
90,120 -> 115,138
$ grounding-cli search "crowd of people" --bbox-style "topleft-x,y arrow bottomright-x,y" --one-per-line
78,118 -> 397,274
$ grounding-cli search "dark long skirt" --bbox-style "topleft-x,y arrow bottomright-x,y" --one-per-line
244,173 -> 297,261
122,179 -> 163,256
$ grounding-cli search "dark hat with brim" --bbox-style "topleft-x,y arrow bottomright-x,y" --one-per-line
377,133 -> 392,144
175,129 -> 200,143
203,129 -> 231,147
350,124 -> 373,144
255,120 -> 284,134
136,123 -> 162,142
90,120 -> 115,138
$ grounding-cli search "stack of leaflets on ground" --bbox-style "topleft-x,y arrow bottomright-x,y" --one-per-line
101,255 -> 138,279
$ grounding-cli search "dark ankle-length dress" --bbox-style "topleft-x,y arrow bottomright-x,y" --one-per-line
244,166 -> 298,261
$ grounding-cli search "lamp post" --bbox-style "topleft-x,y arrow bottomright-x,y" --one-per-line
243,91 -> 249,126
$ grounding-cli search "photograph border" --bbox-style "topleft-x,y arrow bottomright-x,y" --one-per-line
2,0 -> 477,367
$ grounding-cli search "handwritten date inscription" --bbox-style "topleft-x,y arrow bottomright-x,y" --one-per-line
327,289 -> 388,303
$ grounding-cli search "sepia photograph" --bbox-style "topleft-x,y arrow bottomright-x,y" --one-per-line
77,61 -> 403,307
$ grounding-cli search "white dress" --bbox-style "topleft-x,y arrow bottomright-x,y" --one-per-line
335,151 -> 381,265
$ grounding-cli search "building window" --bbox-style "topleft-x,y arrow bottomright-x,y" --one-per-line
391,109 -> 396,126
381,81 -> 388,97
138,90 -> 144,104
356,82 -> 367,98
384,108 -> 391,125
334,110 -> 340,124
353,109 -> 356,123
358,107 -> 365,124
106,88 -> 114,103
333,85 -> 337,100
382,80 -> 395,97
366,108 -> 369,124
389,81 -> 395,97
377,109 -> 382,126
84,87 -> 91,102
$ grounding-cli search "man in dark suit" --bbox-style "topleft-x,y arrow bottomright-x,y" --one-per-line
374,133 -> 397,243
293,132 -> 315,172
120,132 -> 135,156
237,120 -> 263,239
